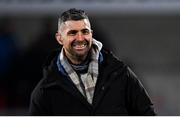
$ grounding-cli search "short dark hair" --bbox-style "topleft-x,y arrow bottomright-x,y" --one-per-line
58,8 -> 89,31
61,8 -> 89,22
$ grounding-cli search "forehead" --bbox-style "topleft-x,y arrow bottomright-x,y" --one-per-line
63,19 -> 91,30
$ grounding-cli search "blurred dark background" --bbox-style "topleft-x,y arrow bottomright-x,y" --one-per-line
0,0 -> 180,115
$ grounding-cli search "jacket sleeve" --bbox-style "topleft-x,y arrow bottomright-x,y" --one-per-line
29,87 -> 50,115
126,67 -> 156,115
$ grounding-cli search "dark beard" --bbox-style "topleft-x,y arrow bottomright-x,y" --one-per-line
72,49 -> 90,63
70,39 -> 90,59
71,50 -> 91,65
65,50 -> 91,65
65,46 -> 92,65
65,38 -> 92,64
75,54 -> 87,62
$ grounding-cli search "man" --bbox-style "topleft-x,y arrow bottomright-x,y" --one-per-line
29,8 -> 156,115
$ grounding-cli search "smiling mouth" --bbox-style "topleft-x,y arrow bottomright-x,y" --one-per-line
72,41 -> 88,50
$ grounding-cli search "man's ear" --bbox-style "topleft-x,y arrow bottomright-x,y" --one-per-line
55,32 -> 63,45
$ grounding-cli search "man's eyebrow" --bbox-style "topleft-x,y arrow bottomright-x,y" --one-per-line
67,30 -> 78,34
81,28 -> 89,31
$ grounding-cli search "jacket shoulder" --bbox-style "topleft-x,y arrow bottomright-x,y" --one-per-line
29,78 -> 51,115
30,77 -> 48,104
101,48 -> 127,70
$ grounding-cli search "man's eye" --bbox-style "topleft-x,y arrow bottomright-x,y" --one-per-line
68,30 -> 77,36
82,29 -> 90,35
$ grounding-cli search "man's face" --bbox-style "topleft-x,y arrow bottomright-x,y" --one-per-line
56,19 -> 93,63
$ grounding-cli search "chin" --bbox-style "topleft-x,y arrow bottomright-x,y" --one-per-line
75,50 -> 89,57
75,48 -> 89,55
75,52 -> 87,57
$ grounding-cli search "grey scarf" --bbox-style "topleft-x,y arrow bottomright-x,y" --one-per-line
59,39 -> 102,104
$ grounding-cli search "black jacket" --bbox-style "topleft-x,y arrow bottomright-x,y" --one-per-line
29,49 -> 156,115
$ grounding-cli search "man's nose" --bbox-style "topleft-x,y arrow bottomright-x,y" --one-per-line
76,32 -> 84,41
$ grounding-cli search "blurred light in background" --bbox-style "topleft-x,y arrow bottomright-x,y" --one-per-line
1,0 -> 180,15
0,0 -> 180,115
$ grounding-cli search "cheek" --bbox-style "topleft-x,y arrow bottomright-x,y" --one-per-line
87,34 -> 93,42
84,35 -> 92,42
87,36 -> 93,42
63,37 -> 73,47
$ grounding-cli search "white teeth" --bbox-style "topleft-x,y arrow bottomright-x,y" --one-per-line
73,44 -> 87,49
81,44 -> 86,47
73,42 -> 87,47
